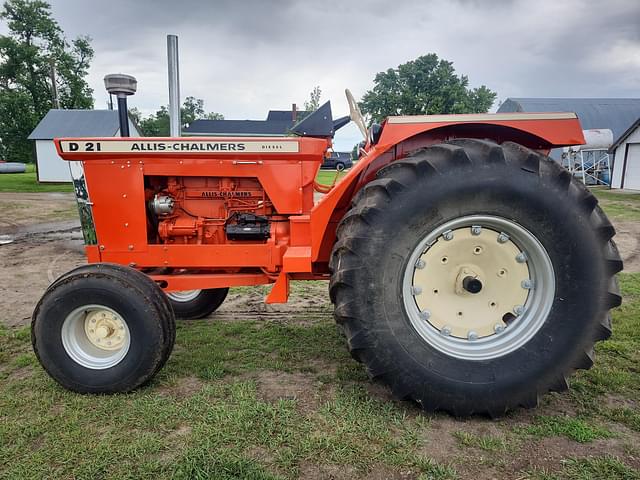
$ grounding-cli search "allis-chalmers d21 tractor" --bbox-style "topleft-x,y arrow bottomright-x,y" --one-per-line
32,89 -> 622,416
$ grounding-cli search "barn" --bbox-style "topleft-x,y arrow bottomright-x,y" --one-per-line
28,109 -> 140,182
610,118 -> 640,191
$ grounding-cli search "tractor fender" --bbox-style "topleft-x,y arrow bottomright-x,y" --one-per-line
309,114 -> 585,262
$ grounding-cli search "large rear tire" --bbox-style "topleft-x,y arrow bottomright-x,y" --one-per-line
329,139 -> 622,416
32,264 -> 176,393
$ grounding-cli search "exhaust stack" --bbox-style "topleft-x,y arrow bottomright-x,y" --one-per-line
104,73 -> 137,137
167,35 -> 181,137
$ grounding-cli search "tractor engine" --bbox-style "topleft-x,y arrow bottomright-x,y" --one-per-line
146,176 -> 278,245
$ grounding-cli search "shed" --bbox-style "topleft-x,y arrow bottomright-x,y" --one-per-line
28,109 -> 140,182
610,118 -> 640,190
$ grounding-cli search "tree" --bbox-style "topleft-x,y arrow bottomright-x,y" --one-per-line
360,54 -> 496,124
134,96 -> 224,136
294,86 -> 322,123
304,85 -> 321,112
0,0 -> 94,162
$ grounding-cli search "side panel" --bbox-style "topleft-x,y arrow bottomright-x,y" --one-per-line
57,137 -> 328,272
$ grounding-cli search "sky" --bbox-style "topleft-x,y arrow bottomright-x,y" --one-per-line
10,0 -> 640,150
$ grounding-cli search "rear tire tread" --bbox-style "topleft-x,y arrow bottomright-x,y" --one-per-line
329,139 -> 622,416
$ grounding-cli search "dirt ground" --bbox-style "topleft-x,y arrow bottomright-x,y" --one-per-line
1,191 -> 639,328
0,192 -> 334,327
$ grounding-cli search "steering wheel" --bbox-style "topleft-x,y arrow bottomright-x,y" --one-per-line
345,88 -> 369,141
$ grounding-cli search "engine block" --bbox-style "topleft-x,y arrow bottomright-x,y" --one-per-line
148,176 -> 274,245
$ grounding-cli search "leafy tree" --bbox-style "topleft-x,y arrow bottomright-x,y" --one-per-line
294,86 -> 322,122
135,96 -> 223,136
360,54 -> 496,124
304,85 -> 321,112
0,0 -> 94,162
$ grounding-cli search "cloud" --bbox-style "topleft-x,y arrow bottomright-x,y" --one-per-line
31,0 -> 640,149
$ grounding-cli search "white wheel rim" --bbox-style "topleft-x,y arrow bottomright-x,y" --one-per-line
167,290 -> 202,302
402,215 -> 555,361
61,305 -> 131,369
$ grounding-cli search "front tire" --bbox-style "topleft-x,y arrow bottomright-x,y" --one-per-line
32,264 -> 175,393
167,288 -> 229,319
329,139 -> 622,416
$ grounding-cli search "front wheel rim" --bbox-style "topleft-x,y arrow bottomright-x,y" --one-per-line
61,305 -> 131,369
167,290 -> 202,302
402,215 -> 555,361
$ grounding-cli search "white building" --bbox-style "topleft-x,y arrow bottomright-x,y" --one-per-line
610,118 -> 640,191
28,109 -> 140,182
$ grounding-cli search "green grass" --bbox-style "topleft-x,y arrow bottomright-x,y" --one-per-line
592,187 -> 640,221
315,169 -> 346,185
1,275 -> 639,478
453,431 -> 507,451
0,163 -> 73,193
527,456 -> 640,480
0,318 -> 455,479
518,416 -> 613,443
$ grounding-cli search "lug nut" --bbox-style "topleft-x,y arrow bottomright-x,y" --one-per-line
442,230 -> 454,241
467,331 -> 478,341
513,305 -> 524,315
419,310 -> 431,320
415,259 -> 426,269
516,252 -> 527,263
441,326 -> 452,336
494,323 -> 505,333
471,226 -> 482,236
411,286 -> 422,295
497,233 -> 509,244
521,279 -> 534,289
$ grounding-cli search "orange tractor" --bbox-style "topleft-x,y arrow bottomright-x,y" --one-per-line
32,88 -> 621,416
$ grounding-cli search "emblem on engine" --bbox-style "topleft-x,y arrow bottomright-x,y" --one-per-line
201,191 -> 252,198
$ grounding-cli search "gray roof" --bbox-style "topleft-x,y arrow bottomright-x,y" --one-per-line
28,109 -> 125,140
498,98 -> 640,140
266,110 -> 310,122
184,119 -> 294,136
184,109 -> 312,136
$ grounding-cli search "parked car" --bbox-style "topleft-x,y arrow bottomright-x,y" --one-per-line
321,151 -> 352,171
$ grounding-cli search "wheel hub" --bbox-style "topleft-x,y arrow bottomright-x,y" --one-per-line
412,226 -> 530,339
61,304 -> 131,369
84,310 -> 127,351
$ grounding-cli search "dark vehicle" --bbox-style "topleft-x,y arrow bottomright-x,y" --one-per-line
321,151 -> 352,171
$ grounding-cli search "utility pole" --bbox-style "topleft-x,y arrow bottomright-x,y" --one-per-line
49,58 -> 60,109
